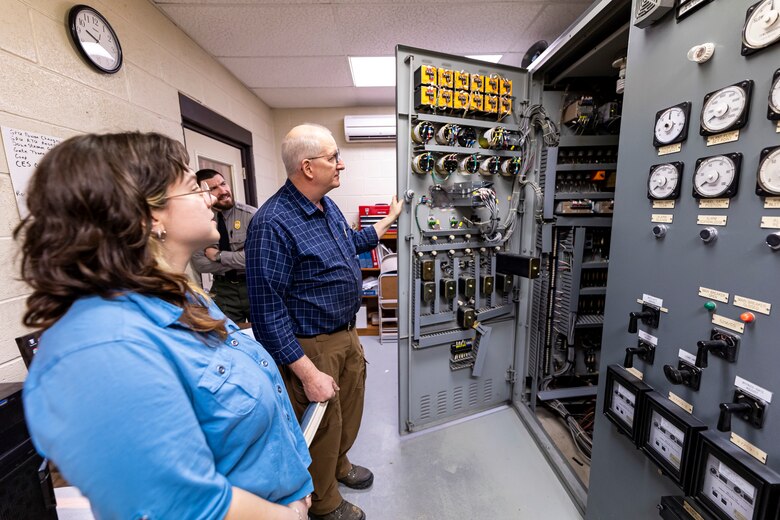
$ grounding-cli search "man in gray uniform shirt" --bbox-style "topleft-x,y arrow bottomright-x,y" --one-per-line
190,169 -> 257,326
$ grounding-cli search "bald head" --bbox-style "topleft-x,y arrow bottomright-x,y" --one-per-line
281,123 -> 333,176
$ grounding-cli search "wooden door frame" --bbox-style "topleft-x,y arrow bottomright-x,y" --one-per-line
178,93 -> 258,207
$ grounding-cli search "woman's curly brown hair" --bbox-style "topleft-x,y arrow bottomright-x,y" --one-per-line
14,132 -> 227,338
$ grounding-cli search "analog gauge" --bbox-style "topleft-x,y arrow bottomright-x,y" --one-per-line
700,82 -> 753,135
742,0 -> 780,55
653,102 -> 691,147
757,146 -> 780,196
769,69 -> 780,119
693,154 -> 742,199
647,162 -> 683,200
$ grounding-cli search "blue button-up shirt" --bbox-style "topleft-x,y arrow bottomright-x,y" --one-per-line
246,180 -> 378,365
23,293 -> 313,520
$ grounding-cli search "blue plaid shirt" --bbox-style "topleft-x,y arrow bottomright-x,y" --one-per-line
246,180 -> 378,365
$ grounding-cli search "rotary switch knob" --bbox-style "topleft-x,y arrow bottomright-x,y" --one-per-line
652,224 -> 668,239
766,232 -> 780,251
699,227 -> 718,243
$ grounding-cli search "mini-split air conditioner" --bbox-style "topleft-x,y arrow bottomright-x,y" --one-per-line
343,115 -> 396,142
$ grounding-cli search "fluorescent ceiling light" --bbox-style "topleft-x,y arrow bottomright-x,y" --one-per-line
349,56 -> 395,87
466,54 -> 503,64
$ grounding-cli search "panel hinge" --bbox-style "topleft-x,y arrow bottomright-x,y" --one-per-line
506,368 -> 517,384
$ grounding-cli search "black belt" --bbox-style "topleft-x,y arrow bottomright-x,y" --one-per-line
297,316 -> 357,339
214,272 -> 246,284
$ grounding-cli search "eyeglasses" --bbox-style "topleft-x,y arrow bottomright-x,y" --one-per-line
166,181 -> 213,203
306,149 -> 342,164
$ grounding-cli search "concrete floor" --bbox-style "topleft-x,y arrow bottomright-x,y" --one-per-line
342,336 -> 584,520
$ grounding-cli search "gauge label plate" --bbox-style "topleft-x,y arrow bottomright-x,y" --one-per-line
668,392 -> 693,414
652,200 -> 675,209
764,197 -> 780,208
642,294 -> 663,308
699,198 -> 729,209
697,215 -> 727,226
735,376 -> 773,404
651,214 -> 673,223
658,143 -> 682,156
734,295 -> 771,315
683,500 -> 705,520
776,122 -> 780,133
712,314 -> 744,333
730,433 -> 768,464
706,130 -> 740,146
699,287 -> 729,303
760,216 -> 780,228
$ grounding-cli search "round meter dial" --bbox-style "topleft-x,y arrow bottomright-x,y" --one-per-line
742,0 -> 780,55
700,82 -> 753,135
647,162 -> 683,200
653,103 -> 690,147
769,69 -> 780,119
693,154 -> 742,199
757,146 -> 780,196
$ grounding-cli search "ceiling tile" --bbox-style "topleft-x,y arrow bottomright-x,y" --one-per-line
253,86 -> 394,108
221,56 -> 353,88
157,4 -> 343,56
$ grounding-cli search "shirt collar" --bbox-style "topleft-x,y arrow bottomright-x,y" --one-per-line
124,293 -> 184,327
284,179 -> 329,217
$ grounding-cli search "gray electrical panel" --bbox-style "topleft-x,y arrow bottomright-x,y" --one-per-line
587,1 -> 780,519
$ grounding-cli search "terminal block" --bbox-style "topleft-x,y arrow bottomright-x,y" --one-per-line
420,260 -> 435,281
496,273 -> 514,295
459,277 -> 476,298
422,282 -> 435,303
440,278 -> 456,300
437,68 -> 454,88
454,70 -> 470,90
480,276 -> 494,296
457,306 -> 476,329
414,65 -> 437,87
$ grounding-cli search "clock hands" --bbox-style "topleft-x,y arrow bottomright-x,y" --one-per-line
86,29 -> 100,43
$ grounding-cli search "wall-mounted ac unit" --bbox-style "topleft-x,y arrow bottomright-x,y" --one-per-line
343,115 -> 396,142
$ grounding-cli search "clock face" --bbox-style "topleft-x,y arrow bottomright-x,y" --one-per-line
653,103 -> 690,147
742,0 -> 780,55
700,82 -> 753,135
69,6 -> 122,74
693,154 -> 742,199
757,147 -> 780,196
647,163 -> 683,200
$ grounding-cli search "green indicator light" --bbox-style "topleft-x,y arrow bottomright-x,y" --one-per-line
704,301 -> 717,311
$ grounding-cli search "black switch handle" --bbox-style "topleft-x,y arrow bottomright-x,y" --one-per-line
717,402 -> 752,432
695,339 -> 728,368
628,310 -> 650,333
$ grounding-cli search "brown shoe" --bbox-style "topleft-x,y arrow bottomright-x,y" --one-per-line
337,464 -> 374,490
309,499 -> 366,520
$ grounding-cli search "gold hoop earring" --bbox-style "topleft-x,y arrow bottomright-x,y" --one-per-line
154,228 -> 167,242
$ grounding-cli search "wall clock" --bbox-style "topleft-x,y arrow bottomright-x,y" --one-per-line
68,5 -> 123,74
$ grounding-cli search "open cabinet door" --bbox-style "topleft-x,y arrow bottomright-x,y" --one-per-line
395,45 -> 547,434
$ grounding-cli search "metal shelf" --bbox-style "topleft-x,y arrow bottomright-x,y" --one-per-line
575,314 -> 604,328
579,287 -> 607,295
555,192 -> 615,200
413,113 -> 522,132
582,261 -> 609,269
556,163 -> 617,171
559,135 -> 620,147
418,143 -> 523,158
555,217 -> 613,227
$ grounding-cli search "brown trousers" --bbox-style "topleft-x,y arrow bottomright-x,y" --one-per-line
283,329 -> 367,515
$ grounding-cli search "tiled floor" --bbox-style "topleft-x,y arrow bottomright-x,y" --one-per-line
341,336 -> 584,520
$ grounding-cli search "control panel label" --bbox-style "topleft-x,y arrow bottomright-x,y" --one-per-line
683,500 -> 704,520
652,200 -> 675,209
760,216 -> 780,229
735,376 -> 773,403
697,215 -> 727,226
730,432 -> 768,464
626,367 -> 644,380
642,294 -> 663,308
668,391 -> 693,414
776,121 -> 780,133
658,143 -> 682,156
712,314 -> 744,333
733,295 -> 771,315
763,197 -> 780,209
678,349 -> 697,365
651,213 -> 673,223
637,330 -> 658,345
699,287 -> 729,303
699,198 -> 729,209
706,130 -> 739,146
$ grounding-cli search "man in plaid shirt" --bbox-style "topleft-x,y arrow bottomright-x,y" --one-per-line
246,123 -> 402,520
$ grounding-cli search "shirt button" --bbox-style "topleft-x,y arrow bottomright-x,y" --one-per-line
217,365 -> 226,375
261,360 -> 269,367
286,413 -> 290,421
277,385 -> 283,394
230,339 -> 239,346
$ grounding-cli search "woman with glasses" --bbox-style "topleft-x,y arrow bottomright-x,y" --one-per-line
16,132 -> 312,520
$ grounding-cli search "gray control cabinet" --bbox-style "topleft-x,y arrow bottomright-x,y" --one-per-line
587,1 -> 780,519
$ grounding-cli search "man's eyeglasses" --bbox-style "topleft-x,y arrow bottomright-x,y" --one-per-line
306,150 -> 342,164
166,182 -> 213,203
